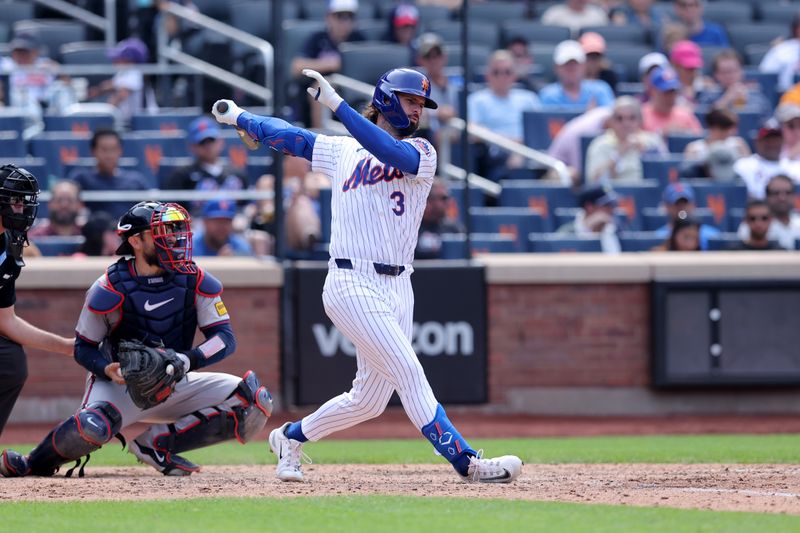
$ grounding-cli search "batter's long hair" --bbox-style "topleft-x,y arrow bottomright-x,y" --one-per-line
362,103 -> 380,124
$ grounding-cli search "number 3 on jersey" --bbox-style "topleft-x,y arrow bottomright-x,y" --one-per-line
390,191 -> 405,216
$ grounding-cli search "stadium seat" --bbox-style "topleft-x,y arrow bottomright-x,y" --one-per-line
339,43 -> 412,102
666,134 -> 703,154
470,233 -> 518,255
619,231 -> 665,252
30,235 -> 85,256
501,22 -> 569,46
428,20 -> 500,51
498,181 -> 577,228
640,206 -> 722,232
14,20 -> 87,62
447,182 -> 486,222
0,113 -> 25,132
30,132 -> 93,177
130,110 -> 203,132
192,0 -> 233,23
684,180 -> 748,228
229,1 -> 301,44
120,131 -> 191,183
523,110 -> 583,151
706,233 -> 745,251
59,41 -> 111,65
0,131 -> 25,158
703,2 -> 754,25
529,43 -> 558,81
63,157 -> 140,182
728,207 -> 746,232
301,0 -> 375,20
0,1 -> 34,25
743,69 -> 779,108
245,155 -> 275,185
642,155 -> 685,187
726,23 -> 787,60
43,114 -> 115,133
528,233 -> 603,253
757,2 -> 800,24
443,44 -> 491,78
744,43 -> 771,67
467,2 -> 529,24
605,45 -> 655,82
417,6 -> 455,30
612,181 -> 662,229
580,25 -> 648,45
469,207 -> 550,251
439,233 -> 468,259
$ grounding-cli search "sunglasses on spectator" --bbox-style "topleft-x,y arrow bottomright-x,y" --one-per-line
767,189 -> 794,196
613,114 -> 637,122
332,12 -> 355,21
747,215 -> 771,222
491,68 -> 514,76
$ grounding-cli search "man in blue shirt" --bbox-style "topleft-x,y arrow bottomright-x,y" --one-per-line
654,182 -> 721,250
539,40 -> 614,110
193,199 -> 254,257
669,0 -> 729,47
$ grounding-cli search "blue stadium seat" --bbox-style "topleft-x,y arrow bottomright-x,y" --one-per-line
695,108 -> 761,138
501,22 -> 569,46
605,45 -> 655,82
612,181 -> 661,229
469,207 -> 550,251
130,110 -> 203,132
63,157 -> 140,182
744,69 -> 779,108
467,1 -> 528,24
31,235 -> 85,256
439,233 -> 468,259
684,179 -> 748,228
0,131 -> 25,158
619,232 -> 665,252
759,3 -> 800,25
470,233 -> 518,255
706,233 -> 744,251
703,2 -> 753,25
580,25 -> 648,44
43,114 -> 115,133
528,233 -> 603,253
728,207 -> 746,232
641,206 -> 723,232
30,132 -> 93,178
642,155 -> 685,187
498,181 -> 577,229
0,114 -> 25,132
14,19 -> 87,62
666,134 -> 703,154
245,155 -> 275,186
523,110 -> 583,150
447,183 -> 486,223
121,131 -> 192,182
726,23 -> 787,61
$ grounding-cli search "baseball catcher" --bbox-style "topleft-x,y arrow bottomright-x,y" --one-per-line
0,201 -> 272,478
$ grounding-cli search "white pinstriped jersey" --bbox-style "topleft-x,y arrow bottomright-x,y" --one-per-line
312,134 -> 437,266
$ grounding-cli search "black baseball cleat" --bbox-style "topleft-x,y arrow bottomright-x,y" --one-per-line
0,449 -> 30,477
129,440 -> 200,476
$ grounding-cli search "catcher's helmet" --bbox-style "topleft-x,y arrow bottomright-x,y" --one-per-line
116,201 -> 195,274
372,68 -> 438,132
0,164 -> 39,242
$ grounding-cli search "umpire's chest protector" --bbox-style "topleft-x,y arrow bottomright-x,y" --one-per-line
105,259 -> 199,352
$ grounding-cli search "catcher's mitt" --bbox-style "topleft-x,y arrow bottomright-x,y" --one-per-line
117,339 -> 186,410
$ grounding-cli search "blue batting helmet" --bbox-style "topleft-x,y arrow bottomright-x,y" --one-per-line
372,68 -> 438,131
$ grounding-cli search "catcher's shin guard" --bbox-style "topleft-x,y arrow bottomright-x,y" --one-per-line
27,401 -> 122,476
141,371 -> 273,455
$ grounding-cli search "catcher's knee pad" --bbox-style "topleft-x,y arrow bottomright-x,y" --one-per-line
150,371 -> 272,454
27,401 -> 122,476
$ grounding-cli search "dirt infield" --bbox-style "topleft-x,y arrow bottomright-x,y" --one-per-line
2,464 -> 800,515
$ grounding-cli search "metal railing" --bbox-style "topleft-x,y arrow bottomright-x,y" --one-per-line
325,73 -> 571,193
157,1 -> 274,108
31,0 -> 116,48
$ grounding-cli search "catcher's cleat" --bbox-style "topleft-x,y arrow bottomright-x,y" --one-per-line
268,422 -> 311,482
459,451 -> 523,483
129,440 -> 199,476
0,449 -> 30,477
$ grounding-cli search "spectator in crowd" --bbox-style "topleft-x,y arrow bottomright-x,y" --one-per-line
541,0 -> 609,35
416,179 -> 465,260
539,40 -> 614,110
384,3 -> 420,56
610,0 -> 665,40
290,0 -> 365,128
193,199 -> 254,257
654,182 -> 720,250
699,50 -> 771,120
506,36 -> 537,92
164,116 -> 248,215
0,32 -> 61,119
668,40 -> 712,106
28,180 -> 84,238
641,66 -> 703,137
416,33 -> 460,148
579,32 -> 618,94
734,119 -> 787,199
759,14 -> 800,92
547,106 -> 613,185
730,200 -> 784,250
585,96 -> 666,184
653,213 -> 702,251
681,108 -> 750,179
88,37 -> 150,124
665,0 -> 729,47
638,52 -> 669,102
775,103 -> 800,180
738,174 -> 800,250
67,128 -> 151,219
557,185 -> 622,253
467,50 -> 541,181
74,211 -> 120,257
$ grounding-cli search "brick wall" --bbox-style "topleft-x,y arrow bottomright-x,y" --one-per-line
17,286 -> 282,402
488,284 -> 651,404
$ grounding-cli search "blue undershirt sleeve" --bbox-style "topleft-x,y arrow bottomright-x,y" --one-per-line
236,111 -> 317,160
334,103 -> 421,175
74,336 -> 111,380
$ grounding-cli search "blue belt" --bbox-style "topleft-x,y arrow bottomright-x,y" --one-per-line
335,258 -> 405,277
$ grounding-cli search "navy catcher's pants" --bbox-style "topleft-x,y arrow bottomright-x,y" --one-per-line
0,337 -> 26,437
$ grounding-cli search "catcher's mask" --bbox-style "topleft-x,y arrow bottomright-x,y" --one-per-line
0,164 -> 40,250
372,68 -> 438,136
116,201 -> 196,274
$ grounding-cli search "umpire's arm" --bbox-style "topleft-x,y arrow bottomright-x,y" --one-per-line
0,305 -> 74,355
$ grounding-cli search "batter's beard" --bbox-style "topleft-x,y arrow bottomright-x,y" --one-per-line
396,120 -> 419,138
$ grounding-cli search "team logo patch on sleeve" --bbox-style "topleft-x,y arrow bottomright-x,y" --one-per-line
215,301 -> 228,316
411,138 -> 431,156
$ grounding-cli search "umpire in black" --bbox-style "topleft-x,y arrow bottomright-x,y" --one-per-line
0,165 -> 75,436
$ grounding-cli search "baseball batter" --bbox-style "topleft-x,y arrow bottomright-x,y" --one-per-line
0,201 -> 272,477
213,68 -> 522,483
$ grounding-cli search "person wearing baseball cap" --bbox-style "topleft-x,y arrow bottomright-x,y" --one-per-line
654,182 -> 720,250
539,39 -> 614,109
385,3 -> 419,54
641,66 -> 702,136
733,119 -> 787,199
668,40 -> 714,105
775,102 -> 800,180
415,33 -> 457,143
0,32 -> 56,115
557,184 -> 622,253
671,0 -> 730,47
192,199 -> 254,257
579,32 -> 618,93
87,37 -> 150,123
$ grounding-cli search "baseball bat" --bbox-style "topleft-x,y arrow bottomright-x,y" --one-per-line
215,101 -> 260,151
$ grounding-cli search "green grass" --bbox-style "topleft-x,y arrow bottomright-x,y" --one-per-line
7,434 -> 800,466
2,496 -> 799,533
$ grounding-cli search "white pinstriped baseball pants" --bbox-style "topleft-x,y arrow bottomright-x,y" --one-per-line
299,259 -> 439,441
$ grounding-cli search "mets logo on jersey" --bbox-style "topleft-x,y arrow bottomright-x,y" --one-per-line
411,138 -> 431,156
421,77 -> 430,93
342,157 -> 404,192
